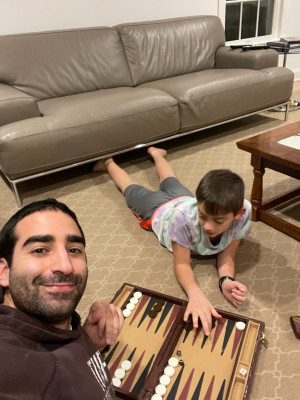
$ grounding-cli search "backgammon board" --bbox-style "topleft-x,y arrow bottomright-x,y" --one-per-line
104,283 -> 265,400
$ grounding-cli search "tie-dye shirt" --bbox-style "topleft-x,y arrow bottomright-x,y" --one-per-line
151,197 -> 251,255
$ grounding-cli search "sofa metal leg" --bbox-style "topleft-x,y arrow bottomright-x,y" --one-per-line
284,101 -> 290,121
10,180 -> 22,208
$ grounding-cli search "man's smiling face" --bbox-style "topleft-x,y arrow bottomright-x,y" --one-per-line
3,210 -> 88,326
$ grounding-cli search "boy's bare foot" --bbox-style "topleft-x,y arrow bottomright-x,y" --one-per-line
147,146 -> 167,158
93,158 -> 113,172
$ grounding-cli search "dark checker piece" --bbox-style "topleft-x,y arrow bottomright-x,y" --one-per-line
184,322 -> 193,331
156,298 -> 165,306
148,309 -> 158,318
153,304 -> 162,312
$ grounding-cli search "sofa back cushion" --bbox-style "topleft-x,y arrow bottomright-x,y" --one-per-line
116,15 -> 225,86
0,27 -> 133,100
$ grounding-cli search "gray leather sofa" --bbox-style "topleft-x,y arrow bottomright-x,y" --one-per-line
0,15 -> 294,206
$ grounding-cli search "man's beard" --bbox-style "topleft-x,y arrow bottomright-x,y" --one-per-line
8,270 -> 88,324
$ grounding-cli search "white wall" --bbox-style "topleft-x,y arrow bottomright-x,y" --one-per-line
0,0 -> 299,78
0,0 -> 218,35
279,0 -> 300,78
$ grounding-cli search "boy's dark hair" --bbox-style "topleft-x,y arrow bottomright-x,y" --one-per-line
196,169 -> 244,216
0,198 -> 85,268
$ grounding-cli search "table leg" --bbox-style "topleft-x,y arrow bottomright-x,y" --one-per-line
283,51 -> 287,68
250,155 -> 265,221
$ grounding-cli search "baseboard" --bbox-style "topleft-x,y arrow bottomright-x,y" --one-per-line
293,69 -> 300,81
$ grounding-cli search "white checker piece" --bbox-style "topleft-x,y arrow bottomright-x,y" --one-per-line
168,357 -> 179,367
236,321 -> 246,331
121,360 -> 132,371
164,365 -> 175,377
122,309 -> 131,318
155,384 -> 167,396
133,291 -> 142,299
112,377 -> 121,387
126,303 -> 135,311
159,374 -> 171,386
130,297 -> 139,305
114,368 -> 125,380
151,394 -> 162,400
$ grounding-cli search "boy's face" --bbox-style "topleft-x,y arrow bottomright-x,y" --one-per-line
198,202 -> 242,238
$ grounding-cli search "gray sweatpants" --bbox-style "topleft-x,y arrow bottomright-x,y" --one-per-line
124,177 -> 194,228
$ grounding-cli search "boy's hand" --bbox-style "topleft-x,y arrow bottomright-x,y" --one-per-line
222,279 -> 247,308
184,286 -> 222,336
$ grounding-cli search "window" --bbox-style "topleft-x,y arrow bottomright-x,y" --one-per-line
218,0 -> 283,44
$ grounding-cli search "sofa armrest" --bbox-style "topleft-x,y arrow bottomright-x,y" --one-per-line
0,84 -> 41,126
215,46 -> 279,70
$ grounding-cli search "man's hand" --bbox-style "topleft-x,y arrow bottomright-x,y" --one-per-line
184,286 -> 222,336
83,300 -> 124,350
222,279 -> 247,308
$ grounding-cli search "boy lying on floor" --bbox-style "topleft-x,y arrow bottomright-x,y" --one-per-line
94,147 -> 251,336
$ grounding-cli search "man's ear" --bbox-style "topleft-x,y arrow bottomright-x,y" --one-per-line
0,258 -> 9,288
234,206 -> 246,220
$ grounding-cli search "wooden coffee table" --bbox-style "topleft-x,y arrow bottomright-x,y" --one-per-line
237,121 -> 300,241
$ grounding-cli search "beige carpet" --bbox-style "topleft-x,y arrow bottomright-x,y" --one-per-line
1,82 -> 299,400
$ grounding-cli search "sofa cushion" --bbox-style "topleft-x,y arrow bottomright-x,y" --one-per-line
215,46 -> 279,70
0,27 -> 133,100
141,67 -> 294,132
0,84 -> 41,126
0,88 -> 179,179
117,15 -> 225,86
